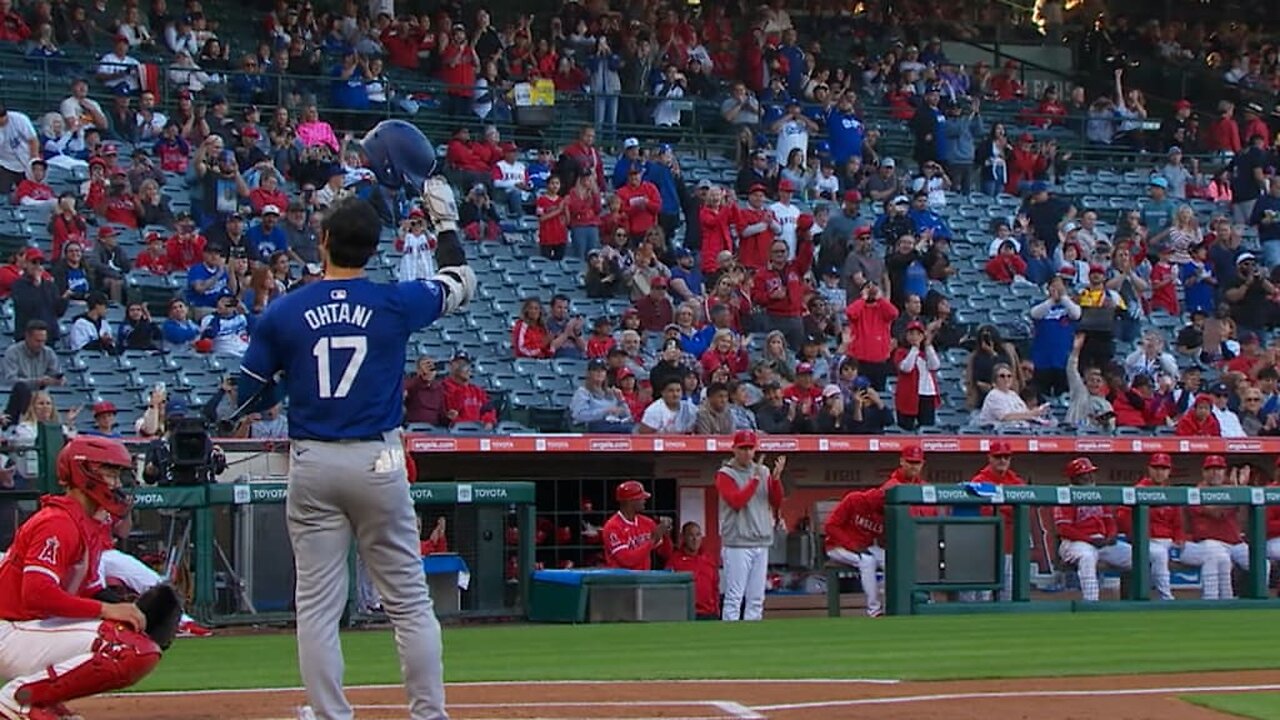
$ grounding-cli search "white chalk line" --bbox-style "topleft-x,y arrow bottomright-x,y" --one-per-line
752,682 -> 1280,712
711,700 -> 767,719
353,701 -> 724,709
112,677 -> 900,698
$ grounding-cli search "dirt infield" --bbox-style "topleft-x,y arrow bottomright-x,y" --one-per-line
72,669 -> 1280,719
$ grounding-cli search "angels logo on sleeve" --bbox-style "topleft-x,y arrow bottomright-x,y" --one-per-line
36,536 -> 60,565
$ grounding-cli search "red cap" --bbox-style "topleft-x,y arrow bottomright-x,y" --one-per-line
98,226 -> 118,239
1004,59 -> 1018,69
1066,457 -> 1098,478
777,179 -> 795,193
1018,132 -> 1034,143
616,366 -> 634,380
145,230 -> 162,243
1088,263 -> 1106,275
1148,453 -> 1172,468
89,157 -> 107,168
650,275 -> 669,288
795,362 -> 814,374
102,143 -> 118,155
241,126 -> 260,139
1194,393 -> 1215,406
194,337 -> 214,353
988,440 -> 1013,457
92,401 -> 117,415
23,247 -> 45,263
114,33 -> 129,43
796,213 -> 814,232
843,189 -> 862,203
855,225 -> 873,237
615,480 -> 651,502
408,207 -> 425,219
901,445 -> 925,463
732,429 -> 758,449
749,183 -> 768,195
1175,99 -> 1192,111
622,307 -> 639,317
501,142 -> 519,153
1202,455 -> 1227,469
905,320 -> 925,333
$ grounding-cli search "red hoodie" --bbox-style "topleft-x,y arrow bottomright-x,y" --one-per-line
844,295 -> 899,364
616,181 -> 661,236
972,464 -> 1025,553
666,547 -> 719,617
446,139 -> 490,173
698,204 -> 737,273
1174,409 -> 1220,436
441,377 -> 496,425
1115,478 -> 1186,543
734,204 -> 773,270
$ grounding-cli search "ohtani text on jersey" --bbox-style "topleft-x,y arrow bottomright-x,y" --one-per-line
304,303 -> 373,330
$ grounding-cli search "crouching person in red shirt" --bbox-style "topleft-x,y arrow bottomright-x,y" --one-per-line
602,481 -> 672,570
0,436 -> 164,720
665,521 -> 720,619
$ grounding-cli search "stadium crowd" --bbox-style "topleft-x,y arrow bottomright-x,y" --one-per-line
0,0 -> 1273,449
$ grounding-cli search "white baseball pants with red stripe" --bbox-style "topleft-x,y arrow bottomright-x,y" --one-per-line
1181,540 -> 1262,599
828,545 -> 884,616
720,546 -> 768,621
0,618 -> 102,707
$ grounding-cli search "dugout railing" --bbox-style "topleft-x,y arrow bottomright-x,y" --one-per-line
884,484 -> 1280,616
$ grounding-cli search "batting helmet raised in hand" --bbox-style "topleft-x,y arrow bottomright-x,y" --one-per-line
57,435 -> 134,517
1065,456 -> 1098,479
360,119 -> 438,193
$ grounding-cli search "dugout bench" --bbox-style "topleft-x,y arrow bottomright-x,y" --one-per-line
883,484 -> 1280,616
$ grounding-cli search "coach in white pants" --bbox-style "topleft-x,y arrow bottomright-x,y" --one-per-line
716,429 -> 787,622
1182,458 -> 1267,600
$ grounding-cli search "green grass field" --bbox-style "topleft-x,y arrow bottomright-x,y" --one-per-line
1188,693 -> 1280,720
135,610 -> 1280,692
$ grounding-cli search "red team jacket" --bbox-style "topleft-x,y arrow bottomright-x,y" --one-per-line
1115,478 -> 1186,543
824,488 -> 885,552
1188,499 -> 1243,544
750,234 -> 814,317
972,464 -> 1025,553
602,512 -> 672,570
1268,483 -> 1280,540
441,377 -> 497,425
0,495 -> 107,621
665,548 -> 719,617
733,205 -> 773,270
1053,503 -> 1117,543
616,182 -> 661,237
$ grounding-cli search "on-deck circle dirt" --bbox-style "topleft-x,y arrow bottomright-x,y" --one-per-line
73,670 -> 1280,719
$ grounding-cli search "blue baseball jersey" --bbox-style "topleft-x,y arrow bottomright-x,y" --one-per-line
239,278 -> 446,440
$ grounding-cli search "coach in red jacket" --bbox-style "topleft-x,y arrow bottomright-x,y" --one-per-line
843,283 -> 899,391
665,521 -> 719,618
602,481 -> 672,570
750,216 -> 814,351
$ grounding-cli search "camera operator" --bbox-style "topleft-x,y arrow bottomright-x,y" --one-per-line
1223,253 -> 1276,340
141,399 -> 226,487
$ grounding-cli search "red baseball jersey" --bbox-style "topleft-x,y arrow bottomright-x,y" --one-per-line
1115,478 -> 1186,542
601,512 -> 671,570
1268,484 -> 1280,539
0,495 -> 105,621
1188,504 -> 1243,544
665,548 -> 719,617
824,488 -> 885,552
1053,503 -> 1116,542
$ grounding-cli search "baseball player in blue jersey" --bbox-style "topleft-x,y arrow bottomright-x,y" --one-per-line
239,173 -> 473,719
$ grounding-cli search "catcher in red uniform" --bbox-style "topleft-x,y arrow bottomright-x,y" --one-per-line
601,481 -> 672,570
0,436 -> 180,720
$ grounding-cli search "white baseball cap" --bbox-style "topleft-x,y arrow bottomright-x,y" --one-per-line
623,137 -> 640,149
261,204 -> 281,216
1236,252 -> 1257,265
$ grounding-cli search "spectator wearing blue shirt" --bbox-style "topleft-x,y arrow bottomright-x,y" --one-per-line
1023,237 -> 1055,286
245,205 -> 289,263
669,249 -> 703,303
645,145 -> 681,237
1248,180 -> 1280,268
778,29 -> 806,95
612,138 -> 644,189
527,149 -> 553,193
906,192 -> 953,240
330,51 -> 371,117
825,94 -> 864,167
1140,177 -> 1178,246
185,245 -> 231,312
942,97 -> 983,195
759,77 -> 791,128
1181,241 -> 1217,315
1028,277 -> 1081,398
161,298 -> 201,352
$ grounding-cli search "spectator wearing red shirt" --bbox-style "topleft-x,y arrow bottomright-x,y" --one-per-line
985,239 -> 1027,283
0,0 -> 30,42
133,231 -> 171,274
735,184 -> 776,270
1241,104 -> 1270,149
585,316 -> 616,359
441,351 -> 496,428
704,274 -> 751,334
562,125 -> 605,190
50,192 -> 89,262
99,170 -> 138,229
419,516 -> 449,555
617,168 -> 662,246
1111,375 -> 1170,428
13,159 -> 55,207
699,328 -> 749,380
844,283 -> 899,391
1005,133 -> 1049,194
564,174 -> 601,260
634,276 -> 674,332
536,175 -> 568,260
1175,394 -> 1221,436
445,126 -> 491,191
698,185 -> 737,273
166,213 -> 206,271
665,521 -> 719,619
892,321 -> 941,431
1223,332 -> 1268,377
1019,86 -> 1066,129
781,363 -> 823,427
438,24 -> 479,117
989,60 -> 1023,101
602,481 -> 672,571
404,356 -> 448,427
751,221 -> 815,350
381,18 -> 425,70
1202,102 -> 1242,154
248,173 -> 289,215
512,297 -> 552,359
0,248 -> 44,300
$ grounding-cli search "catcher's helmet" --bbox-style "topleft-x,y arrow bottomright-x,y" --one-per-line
360,120 -> 438,193
57,435 -> 133,517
